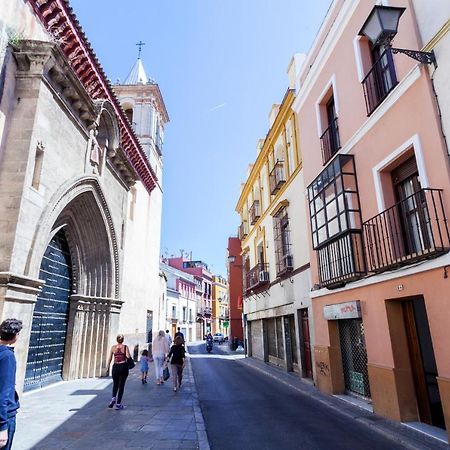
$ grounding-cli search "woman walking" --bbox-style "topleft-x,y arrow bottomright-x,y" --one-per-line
168,335 -> 186,392
152,330 -> 169,384
105,334 -> 131,410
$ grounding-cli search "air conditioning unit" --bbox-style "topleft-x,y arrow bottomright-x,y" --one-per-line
285,255 -> 294,270
259,271 -> 270,282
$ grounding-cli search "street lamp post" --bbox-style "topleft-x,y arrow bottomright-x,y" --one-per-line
359,5 -> 437,68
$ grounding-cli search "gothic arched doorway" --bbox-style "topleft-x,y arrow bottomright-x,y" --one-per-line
24,229 -> 72,390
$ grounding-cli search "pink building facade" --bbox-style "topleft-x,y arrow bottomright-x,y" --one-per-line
293,0 -> 450,438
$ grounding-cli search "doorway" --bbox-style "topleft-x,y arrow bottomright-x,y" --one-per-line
299,309 -> 313,379
25,230 -> 72,390
402,297 -> 445,428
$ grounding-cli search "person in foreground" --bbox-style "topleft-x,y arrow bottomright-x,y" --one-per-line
105,334 -> 131,410
168,336 -> 186,392
0,318 -> 22,450
152,330 -> 169,385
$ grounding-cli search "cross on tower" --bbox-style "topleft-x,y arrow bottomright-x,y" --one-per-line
136,41 -> 146,59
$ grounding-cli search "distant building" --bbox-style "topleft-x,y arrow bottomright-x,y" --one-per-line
167,257 -> 213,337
227,238 -> 244,343
212,275 -> 229,335
160,262 -> 197,342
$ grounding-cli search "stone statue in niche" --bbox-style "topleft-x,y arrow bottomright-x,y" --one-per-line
87,127 -> 107,176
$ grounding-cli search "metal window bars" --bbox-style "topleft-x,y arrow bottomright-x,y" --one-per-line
320,117 -> 341,165
269,160 -> 286,195
362,47 -> 398,116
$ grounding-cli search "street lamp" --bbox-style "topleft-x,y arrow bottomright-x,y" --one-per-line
359,5 -> 437,68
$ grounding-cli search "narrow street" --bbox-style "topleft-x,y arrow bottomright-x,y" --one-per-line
188,342 -> 445,450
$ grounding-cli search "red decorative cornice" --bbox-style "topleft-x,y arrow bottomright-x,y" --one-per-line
28,0 -> 157,193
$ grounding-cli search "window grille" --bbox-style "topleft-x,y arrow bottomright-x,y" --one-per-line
338,319 -> 371,399
273,208 -> 293,276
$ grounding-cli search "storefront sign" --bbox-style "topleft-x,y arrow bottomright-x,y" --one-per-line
323,301 -> 361,320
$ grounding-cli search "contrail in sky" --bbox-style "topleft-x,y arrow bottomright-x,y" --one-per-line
207,102 -> 227,112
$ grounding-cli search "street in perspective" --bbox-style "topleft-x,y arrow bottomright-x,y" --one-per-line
1,0 -> 450,449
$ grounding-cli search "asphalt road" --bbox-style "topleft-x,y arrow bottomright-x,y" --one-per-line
188,342 -> 410,450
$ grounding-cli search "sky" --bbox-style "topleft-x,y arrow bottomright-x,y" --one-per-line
70,0 -> 332,276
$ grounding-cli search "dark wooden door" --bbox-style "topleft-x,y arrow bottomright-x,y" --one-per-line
403,297 -> 445,428
301,309 -> 313,378
25,230 -> 72,390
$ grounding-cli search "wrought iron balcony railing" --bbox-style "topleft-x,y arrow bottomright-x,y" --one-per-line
317,231 -> 366,288
245,263 -> 270,292
320,118 -> 341,165
269,161 -> 286,195
363,188 -> 450,273
276,253 -> 293,276
362,48 -> 398,116
239,221 -> 248,240
249,200 -> 261,225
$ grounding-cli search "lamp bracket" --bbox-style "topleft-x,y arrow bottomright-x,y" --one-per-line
391,47 -> 437,68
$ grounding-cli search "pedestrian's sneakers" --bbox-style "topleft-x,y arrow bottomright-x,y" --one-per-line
108,398 -> 116,408
115,404 -> 125,410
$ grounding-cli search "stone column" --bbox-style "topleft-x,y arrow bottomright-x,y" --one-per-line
63,295 -> 123,380
0,272 -> 43,393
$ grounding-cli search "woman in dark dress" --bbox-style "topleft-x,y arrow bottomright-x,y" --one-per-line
167,336 -> 186,392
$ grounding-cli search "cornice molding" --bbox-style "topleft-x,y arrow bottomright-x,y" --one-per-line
28,0 -> 158,193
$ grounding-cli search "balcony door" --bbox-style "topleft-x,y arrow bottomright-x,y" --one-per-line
392,157 -> 432,255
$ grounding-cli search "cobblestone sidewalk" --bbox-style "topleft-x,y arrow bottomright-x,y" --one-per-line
15,357 -> 209,450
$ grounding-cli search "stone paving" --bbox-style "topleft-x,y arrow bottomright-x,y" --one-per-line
14,355 -> 209,450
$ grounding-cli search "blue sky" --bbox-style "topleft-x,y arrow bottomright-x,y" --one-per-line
70,0 -> 332,275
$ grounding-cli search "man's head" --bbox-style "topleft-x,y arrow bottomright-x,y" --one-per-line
0,318 -> 23,344
177,327 -> 181,332
166,330 -> 170,334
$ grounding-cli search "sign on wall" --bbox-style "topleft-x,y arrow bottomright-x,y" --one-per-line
323,300 -> 361,320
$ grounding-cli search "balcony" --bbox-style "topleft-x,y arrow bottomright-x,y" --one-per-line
363,188 -> 450,273
320,118 -> 341,165
249,200 -> 260,225
269,161 -> 286,195
317,231 -> 366,288
362,48 -> 398,116
245,263 -> 270,292
276,254 -> 293,276
239,221 -> 248,240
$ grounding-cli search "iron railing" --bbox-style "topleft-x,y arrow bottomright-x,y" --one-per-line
245,263 -> 269,292
362,48 -> 398,116
320,117 -> 341,165
249,200 -> 261,225
239,221 -> 248,240
317,231 -> 366,287
269,161 -> 286,195
277,253 -> 293,276
363,188 -> 450,273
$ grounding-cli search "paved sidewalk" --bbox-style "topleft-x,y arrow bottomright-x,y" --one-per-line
14,357 -> 209,450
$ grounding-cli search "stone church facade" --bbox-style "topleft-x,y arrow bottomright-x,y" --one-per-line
0,0 -> 167,391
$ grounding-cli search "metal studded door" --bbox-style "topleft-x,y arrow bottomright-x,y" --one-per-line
338,319 -> 371,398
25,230 -> 72,390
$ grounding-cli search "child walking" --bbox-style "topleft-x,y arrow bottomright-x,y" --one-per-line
140,349 -> 150,384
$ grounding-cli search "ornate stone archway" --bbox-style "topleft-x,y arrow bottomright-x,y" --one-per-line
26,176 -> 122,381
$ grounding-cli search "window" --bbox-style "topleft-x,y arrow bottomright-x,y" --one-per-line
361,42 -> 398,115
172,305 -> 177,319
317,79 -> 340,165
285,117 -> 296,176
183,306 -> 187,322
273,208 -> 293,276
308,155 -> 365,287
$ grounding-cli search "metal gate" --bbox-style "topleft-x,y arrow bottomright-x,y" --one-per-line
338,318 -> 371,398
24,230 -> 72,390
